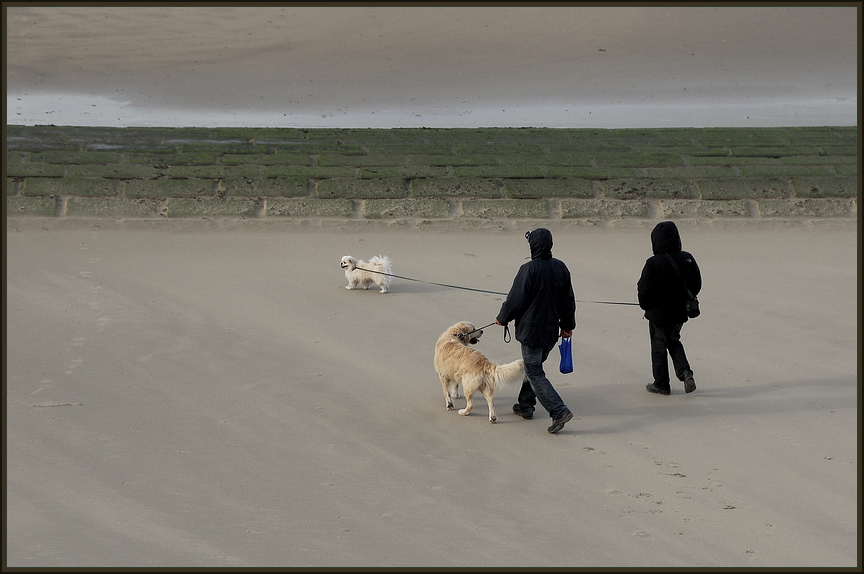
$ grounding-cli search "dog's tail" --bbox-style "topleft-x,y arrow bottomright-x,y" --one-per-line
492,359 -> 525,389
370,255 -> 393,285
370,254 -> 392,272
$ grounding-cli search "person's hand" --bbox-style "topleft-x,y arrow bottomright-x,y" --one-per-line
560,329 -> 572,338
495,319 -> 503,326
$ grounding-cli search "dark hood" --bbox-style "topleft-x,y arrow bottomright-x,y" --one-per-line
527,228 -> 553,260
650,221 -> 682,254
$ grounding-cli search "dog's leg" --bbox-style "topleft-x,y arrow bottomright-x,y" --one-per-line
481,386 -> 497,423
440,375 -> 455,411
377,275 -> 389,293
457,391 -> 474,416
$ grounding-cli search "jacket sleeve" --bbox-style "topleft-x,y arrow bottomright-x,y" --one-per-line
558,268 -> 577,331
637,258 -> 654,310
685,256 -> 702,297
496,266 -> 530,325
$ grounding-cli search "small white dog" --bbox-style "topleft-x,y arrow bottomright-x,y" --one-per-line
340,255 -> 393,293
434,321 -> 525,423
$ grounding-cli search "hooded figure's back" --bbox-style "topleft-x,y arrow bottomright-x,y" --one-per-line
496,228 -> 576,348
638,221 -> 701,326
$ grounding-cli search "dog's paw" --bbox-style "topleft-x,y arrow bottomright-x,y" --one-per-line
446,402 -> 454,411
457,408 -> 468,416
489,416 -> 497,423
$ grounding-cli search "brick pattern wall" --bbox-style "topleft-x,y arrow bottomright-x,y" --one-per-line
5,125 -> 858,222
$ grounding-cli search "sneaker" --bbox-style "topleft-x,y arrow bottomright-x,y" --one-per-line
646,383 -> 671,395
684,373 -> 696,394
512,404 -> 533,420
547,410 -> 573,434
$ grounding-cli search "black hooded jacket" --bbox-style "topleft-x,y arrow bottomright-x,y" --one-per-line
496,228 -> 577,348
637,221 -> 702,326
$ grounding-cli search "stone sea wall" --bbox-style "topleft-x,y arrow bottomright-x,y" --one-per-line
5,125 -> 858,226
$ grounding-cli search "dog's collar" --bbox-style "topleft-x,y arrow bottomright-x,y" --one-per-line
456,322 -> 495,339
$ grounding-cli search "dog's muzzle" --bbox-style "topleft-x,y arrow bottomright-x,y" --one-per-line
457,327 -> 482,344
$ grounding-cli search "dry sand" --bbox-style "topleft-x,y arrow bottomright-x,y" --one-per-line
5,218 -> 858,568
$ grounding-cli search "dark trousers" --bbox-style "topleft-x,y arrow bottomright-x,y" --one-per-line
649,321 -> 692,390
517,343 -> 569,419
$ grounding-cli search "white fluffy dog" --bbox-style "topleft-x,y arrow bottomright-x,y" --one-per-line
340,255 -> 392,293
434,321 -> 525,423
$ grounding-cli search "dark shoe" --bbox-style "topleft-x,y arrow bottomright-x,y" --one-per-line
547,410 -> 573,434
512,404 -> 533,420
646,383 -> 671,395
684,373 -> 696,394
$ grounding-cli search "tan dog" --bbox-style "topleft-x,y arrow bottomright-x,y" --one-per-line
434,321 -> 525,423
340,255 -> 392,293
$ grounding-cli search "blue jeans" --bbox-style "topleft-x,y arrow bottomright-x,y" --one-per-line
517,343 -> 570,419
649,321 -> 692,389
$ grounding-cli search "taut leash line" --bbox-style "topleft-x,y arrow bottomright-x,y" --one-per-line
355,266 -> 639,306
357,267 -> 505,295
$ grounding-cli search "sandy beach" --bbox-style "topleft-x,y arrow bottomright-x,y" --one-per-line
4,4 -> 859,569
5,218 -> 858,568
5,5 -> 857,128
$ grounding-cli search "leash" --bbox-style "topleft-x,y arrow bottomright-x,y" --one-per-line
457,322 -> 511,344
357,266 -> 506,295
355,266 -> 639,306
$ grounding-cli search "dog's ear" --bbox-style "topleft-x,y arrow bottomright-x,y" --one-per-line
451,322 -> 467,339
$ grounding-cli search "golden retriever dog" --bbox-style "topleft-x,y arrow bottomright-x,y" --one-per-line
340,255 -> 392,293
434,321 -> 525,423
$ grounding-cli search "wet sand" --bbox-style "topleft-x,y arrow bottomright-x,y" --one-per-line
5,5 -> 857,128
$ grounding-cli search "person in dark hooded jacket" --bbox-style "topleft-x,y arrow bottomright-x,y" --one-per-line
637,221 -> 701,395
495,228 -> 576,434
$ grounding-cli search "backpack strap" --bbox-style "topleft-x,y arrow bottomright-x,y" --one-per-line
663,253 -> 695,300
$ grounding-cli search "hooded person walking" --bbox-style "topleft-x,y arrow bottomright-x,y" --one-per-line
495,228 -> 577,433
637,221 -> 702,395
